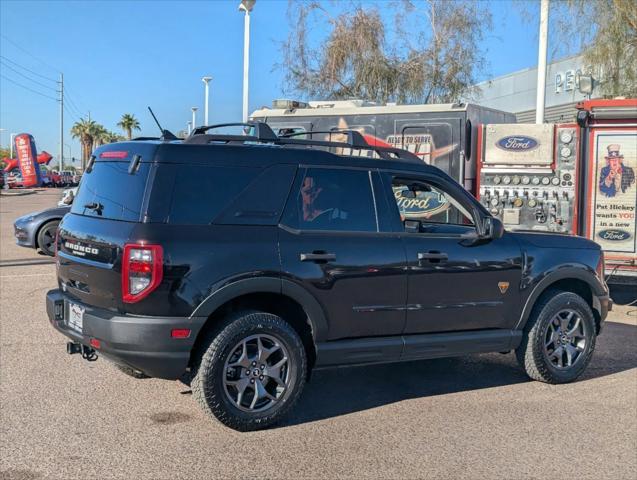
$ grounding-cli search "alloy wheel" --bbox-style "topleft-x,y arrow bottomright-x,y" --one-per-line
543,309 -> 587,369
223,334 -> 290,413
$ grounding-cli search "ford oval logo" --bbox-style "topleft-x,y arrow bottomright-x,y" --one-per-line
496,136 -> 539,152
598,229 -> 632,241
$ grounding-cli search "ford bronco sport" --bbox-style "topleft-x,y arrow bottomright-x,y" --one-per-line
47,123 -> 612,431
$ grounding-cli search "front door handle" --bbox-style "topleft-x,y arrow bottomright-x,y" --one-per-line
418,251 -> 448,262
300,252 -> 337,262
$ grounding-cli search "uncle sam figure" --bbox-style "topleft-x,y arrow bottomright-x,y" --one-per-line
599,144 -> 635,197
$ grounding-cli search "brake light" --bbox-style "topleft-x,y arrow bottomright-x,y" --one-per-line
122,244 -> 163,303
100,151 -> 128,159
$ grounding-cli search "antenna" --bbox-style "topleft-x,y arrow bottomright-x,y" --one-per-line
148,106 -> 164,132
147,106 -> 178,141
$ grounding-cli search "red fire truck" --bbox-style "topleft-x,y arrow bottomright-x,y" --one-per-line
475,99 -> 637,284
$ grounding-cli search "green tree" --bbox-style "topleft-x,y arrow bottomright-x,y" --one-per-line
92,124 -> 108,147
279,0 -> 492,104
117,113 -> 141,140
70,119 -> 98,170
519,0 -> 637,97
104,131 -> 125,143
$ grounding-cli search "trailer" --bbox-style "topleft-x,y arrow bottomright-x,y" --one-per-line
475,99 -> 637,284
250,100 -> 515,194
577,99 -> 637,283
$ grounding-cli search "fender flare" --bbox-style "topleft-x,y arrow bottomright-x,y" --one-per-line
515,266 -> 606,330
190,276 -> 329,343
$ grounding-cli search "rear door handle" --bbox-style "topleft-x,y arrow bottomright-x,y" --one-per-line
418,251 -> 448,262
300,252 -> 336,262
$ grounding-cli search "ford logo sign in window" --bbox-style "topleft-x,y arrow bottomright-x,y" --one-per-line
496,136 -> 539,152
598,229 -> 632,242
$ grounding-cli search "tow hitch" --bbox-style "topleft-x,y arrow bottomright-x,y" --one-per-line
66,342 -> 98,361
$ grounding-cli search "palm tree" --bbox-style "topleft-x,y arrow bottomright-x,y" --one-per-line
92,124 -> 108,147
70,119 -> 98,170
117,113 -> 141,140
104,131 -> 125,143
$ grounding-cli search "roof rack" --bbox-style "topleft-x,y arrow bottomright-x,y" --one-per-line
278,129 -> 369,148
183,121 -> 421,163
190,122 -> 279,141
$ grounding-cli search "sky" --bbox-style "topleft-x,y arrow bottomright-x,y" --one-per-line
0,0 -> 550,164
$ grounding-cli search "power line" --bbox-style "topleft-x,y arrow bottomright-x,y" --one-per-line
64,89 -> 86,118
0,55 -> 57,82
0,35 -> 60,74
0,74 -> 58,101
0,60 -> 57,91
63,104 -> 82,124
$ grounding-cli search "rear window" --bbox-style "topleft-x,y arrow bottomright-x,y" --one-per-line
71,161 -> 150,221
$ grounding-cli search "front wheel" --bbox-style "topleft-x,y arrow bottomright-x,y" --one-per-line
191,311 -> 307,431
37,220 -> 59,256
516,290 -> 597,384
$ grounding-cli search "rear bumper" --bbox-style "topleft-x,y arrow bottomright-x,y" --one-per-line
46,289 -> 206,379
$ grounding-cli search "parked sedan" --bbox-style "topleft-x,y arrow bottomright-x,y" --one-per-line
14,206 -> 71,256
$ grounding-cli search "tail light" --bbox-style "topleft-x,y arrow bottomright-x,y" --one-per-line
122,244 -> 163,303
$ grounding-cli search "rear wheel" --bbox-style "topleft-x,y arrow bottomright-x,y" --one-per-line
516,290 -> 596,383
191,311 -> 306,431
37,220 -> 59,256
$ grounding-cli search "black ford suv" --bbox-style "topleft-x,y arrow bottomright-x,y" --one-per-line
47,123 -> 611,431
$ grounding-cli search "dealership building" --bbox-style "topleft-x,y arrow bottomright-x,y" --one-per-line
465,55 -> 604,123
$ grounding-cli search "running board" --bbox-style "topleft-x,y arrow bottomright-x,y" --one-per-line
315,329 -> 522,368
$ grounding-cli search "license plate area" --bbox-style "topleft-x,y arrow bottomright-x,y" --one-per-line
67,302 -> 84,333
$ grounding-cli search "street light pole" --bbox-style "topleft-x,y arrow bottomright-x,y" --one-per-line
202,76 -> 212,126
239,0 -> 255,123
535,0 -> 549,124
191,107 -> 198,129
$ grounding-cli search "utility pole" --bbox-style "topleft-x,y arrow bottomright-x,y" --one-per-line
202,76 -> 212,125
59,73 -> 64,172
535,0 -> 549,124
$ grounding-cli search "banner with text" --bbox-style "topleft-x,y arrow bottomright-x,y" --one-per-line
591,131 -> 637,254
13,133 -> 42,188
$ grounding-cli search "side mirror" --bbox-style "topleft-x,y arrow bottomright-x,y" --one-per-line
482,216 -> 504,240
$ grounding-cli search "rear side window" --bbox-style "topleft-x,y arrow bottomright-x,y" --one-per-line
282,167 -> 378,232
71,161 -> 150,221
168,165 -> 259,224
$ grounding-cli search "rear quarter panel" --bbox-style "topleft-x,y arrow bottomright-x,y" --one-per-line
128,223 -> 281,317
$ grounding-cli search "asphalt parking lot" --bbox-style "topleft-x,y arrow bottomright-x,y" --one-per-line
1,190 -> 635,480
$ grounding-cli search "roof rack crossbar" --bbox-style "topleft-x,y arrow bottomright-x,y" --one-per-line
279,129 -> 369,148
190,122 -> 278,141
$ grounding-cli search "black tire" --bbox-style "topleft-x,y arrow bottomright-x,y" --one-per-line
114,363 -> 149,379
191,311 -> 307,431
515,290 -> 596,384
37,220 -> 59,256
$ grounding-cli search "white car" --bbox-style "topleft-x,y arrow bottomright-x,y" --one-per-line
58,187 -> 78,206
